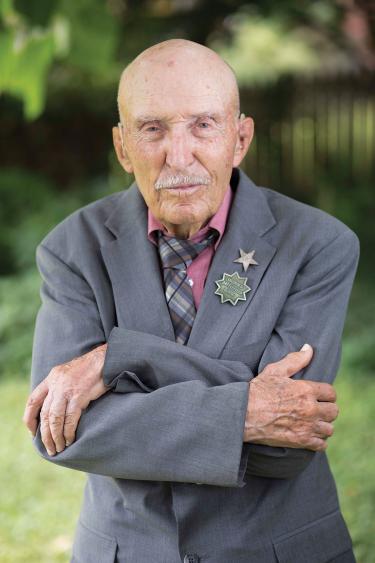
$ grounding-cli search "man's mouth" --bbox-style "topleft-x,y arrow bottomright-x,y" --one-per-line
165,184 -> 205,194
154,176 -> 210,191
166,183 -> 197,189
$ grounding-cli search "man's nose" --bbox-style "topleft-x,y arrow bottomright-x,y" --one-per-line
165,129 -> 195,169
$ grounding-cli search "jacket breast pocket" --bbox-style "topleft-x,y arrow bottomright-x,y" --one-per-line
71,519 -> 118,563
273,509 -> 353,563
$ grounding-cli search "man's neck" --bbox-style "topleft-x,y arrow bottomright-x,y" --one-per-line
161,220 -> 210,239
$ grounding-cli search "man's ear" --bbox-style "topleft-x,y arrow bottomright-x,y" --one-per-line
233,115 -> 254,167
112,125 -> 134,174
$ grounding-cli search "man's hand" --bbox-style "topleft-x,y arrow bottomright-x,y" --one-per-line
243,344 -> 338,451
23,343 -> 109,456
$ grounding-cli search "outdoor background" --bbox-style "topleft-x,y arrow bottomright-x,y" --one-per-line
0,0 -> 374,561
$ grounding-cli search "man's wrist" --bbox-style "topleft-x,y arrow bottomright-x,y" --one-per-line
91,343 -> 108,379
243,380 -> 260,443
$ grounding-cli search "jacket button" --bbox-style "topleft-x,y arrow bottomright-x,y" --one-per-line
184,554 -> 199,563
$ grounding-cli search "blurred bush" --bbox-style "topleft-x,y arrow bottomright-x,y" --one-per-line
0,169 -> 82,274
0,167 -> 85,377
0,269 -> 41,378
0,0 -> 121,119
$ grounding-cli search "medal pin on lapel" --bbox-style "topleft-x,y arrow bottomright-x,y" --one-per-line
214,272 -> 251,306
233,249 -> 258,272
214,248 -> 258,306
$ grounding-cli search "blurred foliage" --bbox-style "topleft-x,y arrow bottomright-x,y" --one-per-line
0,269 -> 41,378
0,0 -> 65,118
211,0 -> 358,85
213,14 -> 320,86
57,0 -> 119,77
0,0 -> 121,118
341,278 -> 375,375
0,169 -> 83,273
1,0 -> 371,119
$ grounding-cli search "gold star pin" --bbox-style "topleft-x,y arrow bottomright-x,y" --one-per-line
233,249 -> 258,272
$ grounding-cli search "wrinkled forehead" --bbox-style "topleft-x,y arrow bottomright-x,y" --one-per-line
118,56 -> 238,123
127,95 -> 231,126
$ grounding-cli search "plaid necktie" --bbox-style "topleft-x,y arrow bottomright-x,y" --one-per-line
157,230 -> 218,344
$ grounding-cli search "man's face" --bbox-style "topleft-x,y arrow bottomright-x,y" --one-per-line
114,48 -> 253,237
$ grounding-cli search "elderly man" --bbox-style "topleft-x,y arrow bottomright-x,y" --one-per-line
24,40 -> 359,562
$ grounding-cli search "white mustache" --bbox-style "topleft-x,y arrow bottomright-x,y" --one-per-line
154,175 -> 210,190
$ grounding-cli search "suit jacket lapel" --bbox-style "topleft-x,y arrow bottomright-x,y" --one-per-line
187,169 -> 277,357
100,186 -> 175,341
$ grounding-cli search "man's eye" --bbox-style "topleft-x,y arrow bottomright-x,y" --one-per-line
197,121 -> 211,129
145,126 -> 160,132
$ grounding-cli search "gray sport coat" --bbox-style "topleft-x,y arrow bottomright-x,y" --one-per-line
31,168 -> 359,562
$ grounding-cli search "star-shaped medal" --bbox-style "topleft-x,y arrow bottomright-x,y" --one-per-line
215,272 -> 251,306
233,249 -> 258,272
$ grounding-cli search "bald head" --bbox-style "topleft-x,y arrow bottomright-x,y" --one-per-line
117,39 -> 240,124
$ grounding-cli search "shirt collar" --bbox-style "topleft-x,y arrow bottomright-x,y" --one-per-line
147,185 -> 233,250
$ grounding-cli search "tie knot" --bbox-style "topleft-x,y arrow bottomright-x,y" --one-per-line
157,230 -> 218,270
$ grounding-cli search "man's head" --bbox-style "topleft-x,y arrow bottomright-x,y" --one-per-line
113,39 -> 254,238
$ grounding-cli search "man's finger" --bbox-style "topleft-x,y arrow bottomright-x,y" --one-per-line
40,393 -> 56,456
22,380 -> 49,436
261,343 -> 314,378
309,437 -> 329,452
48,394 -> 68,453
318,402 -> 339,422
314,421 -> 334,439
308,381 -> 337,402
63,401 -> 83,447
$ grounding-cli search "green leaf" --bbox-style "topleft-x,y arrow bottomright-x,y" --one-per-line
0,0 -> 15,20
59,0 -> 119,76
0,28 -> 55,118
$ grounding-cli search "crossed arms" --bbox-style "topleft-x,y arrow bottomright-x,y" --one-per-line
23,228 -> 360,486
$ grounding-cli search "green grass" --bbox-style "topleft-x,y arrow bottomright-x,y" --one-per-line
0,369 -> 374,562
329,373 -> 375,563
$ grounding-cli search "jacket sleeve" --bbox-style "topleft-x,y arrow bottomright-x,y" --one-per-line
100,228 -> 360,479
31,243 -> 251,487
244,228 -> 360,478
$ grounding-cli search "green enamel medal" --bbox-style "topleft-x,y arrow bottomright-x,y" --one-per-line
214,272 -> 251,306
